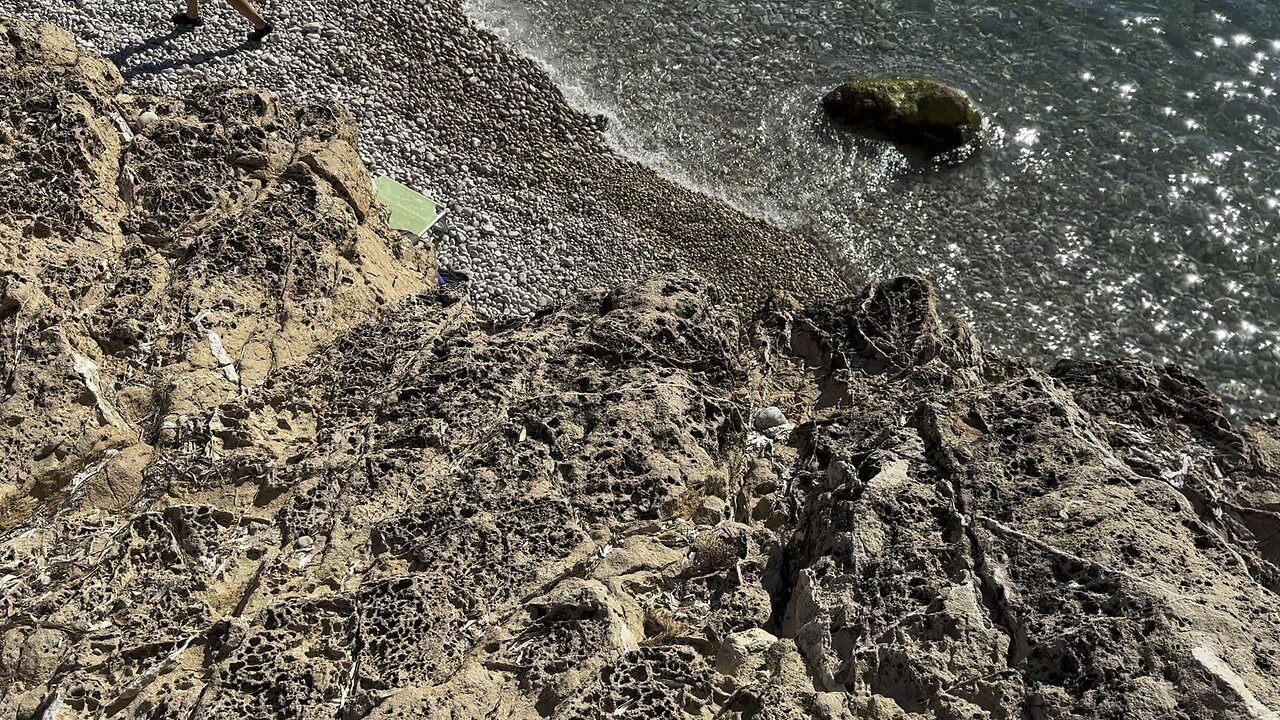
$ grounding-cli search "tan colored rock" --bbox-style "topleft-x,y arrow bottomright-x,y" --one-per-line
0,16 -> 434,531
15,629 -> 65,685
716,627 -> 778,675
4,14 -> 1280,720
298,136 -> 376,222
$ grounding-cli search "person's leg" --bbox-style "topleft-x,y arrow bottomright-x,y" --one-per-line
226,0 -> 267,29
172,0 -> 203,26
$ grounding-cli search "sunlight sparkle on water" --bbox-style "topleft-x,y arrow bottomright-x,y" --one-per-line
467,0 -> 1280,416
1122,15 -> 1160,27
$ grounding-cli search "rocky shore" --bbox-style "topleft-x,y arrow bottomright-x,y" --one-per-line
0,0 -> 854,318
6,14 -> 1280,720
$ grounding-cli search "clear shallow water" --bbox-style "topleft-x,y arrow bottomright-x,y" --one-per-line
466,0 -> 1280,417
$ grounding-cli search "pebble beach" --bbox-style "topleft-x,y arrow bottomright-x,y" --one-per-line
0,0 -> 854,316
6,0 -> 1276,417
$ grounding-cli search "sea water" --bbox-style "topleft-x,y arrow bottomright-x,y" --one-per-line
466,0 -> 1280,417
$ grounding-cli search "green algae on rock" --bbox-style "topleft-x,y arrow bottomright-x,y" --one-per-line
822,77 -> 983,155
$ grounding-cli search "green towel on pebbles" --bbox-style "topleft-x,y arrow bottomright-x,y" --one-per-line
374,176 -> 445,236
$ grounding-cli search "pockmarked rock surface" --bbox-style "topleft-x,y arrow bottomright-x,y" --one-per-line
0,16 -> 434,531
5,18 -> 1280,720
0,0 -> 856,318
822,77 -> 983,156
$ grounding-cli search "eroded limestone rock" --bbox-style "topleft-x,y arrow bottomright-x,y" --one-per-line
4,16 -> 1280,720
0,16 -> 433,531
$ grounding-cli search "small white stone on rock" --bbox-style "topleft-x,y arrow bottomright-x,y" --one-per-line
715,628 -> 778,676
753,406 -> 787,431
296,535 -> 314,549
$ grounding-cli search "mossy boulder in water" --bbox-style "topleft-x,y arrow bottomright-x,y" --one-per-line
822,77 -> 982,155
